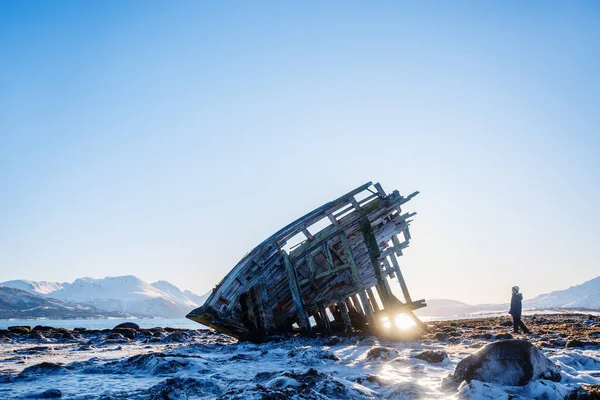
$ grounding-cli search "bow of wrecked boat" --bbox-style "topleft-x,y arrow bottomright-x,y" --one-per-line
187,181 -> 426,342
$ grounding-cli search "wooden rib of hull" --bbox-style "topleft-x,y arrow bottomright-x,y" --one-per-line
186,181 -> 426,342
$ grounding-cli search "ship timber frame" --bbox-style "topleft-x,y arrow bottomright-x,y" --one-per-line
186,181 -> 426,341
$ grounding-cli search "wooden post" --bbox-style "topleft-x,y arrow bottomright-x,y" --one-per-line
374,182 -> 387,197
338,298 -> 353,333
344,297 -> 355,313
352,294 -> 364,314
306,252 -> 316,279
324,243 -> 334,270
361,218 -> 394,308
391,234 -> 405,256
256,281 -> 275,332
368,287 -> 381,313
389,254 -> 412,303
317,303 -> 331,333
340,232 -> 377,331
282,251 -> 311,332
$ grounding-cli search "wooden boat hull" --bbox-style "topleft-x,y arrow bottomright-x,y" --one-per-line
187,182 -> 426,341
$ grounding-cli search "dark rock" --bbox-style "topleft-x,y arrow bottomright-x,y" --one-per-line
441,326 -> 457,333
20,345 -> 53,354
444,339 -> 561,388
566,339 -> 593,348
355,374 -> 387,386
32,326 -> 54,332
326,336 -> 341,346
414,350 -> 448,363
19,362 -> 67,378
566,384 -> 600,399
164,330 -> 189,342
28,331 -> 46,341
114,322 -> 140,331
39,389 -> 62,398
495,333 -> 513,340
61,332 -> 76,340
148,377 -> 222,399
73,327 -> 87,332
433,332 -> 449,341
106,333 -> 128,341
112,328 -> 137,339
500,320 -> 513,327
8,326 -> 31,334
48,328 -> 71,338
366,346 -> 399,361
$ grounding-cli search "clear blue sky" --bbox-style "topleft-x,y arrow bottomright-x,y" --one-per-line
1,1 -> 599,304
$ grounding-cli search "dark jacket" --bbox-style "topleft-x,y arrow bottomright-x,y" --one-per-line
509,293 -> 523,317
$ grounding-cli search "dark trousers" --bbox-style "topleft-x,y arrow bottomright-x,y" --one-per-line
512,314 -> 529,334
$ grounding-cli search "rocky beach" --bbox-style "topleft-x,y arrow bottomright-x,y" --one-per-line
1,313 -> 599,399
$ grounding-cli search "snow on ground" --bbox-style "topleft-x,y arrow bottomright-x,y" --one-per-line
1,322 -> 599,400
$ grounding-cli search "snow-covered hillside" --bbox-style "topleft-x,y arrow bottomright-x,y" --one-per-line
0,286 -> 129,319
416,276 -> 600,318
151,281 -> 210,308
0,276 -> 209,318
0,280 -> 64,295
525,276 -> 600,309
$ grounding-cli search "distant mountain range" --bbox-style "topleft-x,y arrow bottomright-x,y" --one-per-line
0,286 -> 131,320
3,274 -> 598,321
415,275 -> 600,319
0,276 -> 210,319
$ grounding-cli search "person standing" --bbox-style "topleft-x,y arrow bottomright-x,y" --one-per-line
509,286 -> 530,334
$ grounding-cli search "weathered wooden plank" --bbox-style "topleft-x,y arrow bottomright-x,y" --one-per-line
317,303 -> 332,333
302,228 -> 314,241
374,182 -> 387,197
298,264 -> 350,286
338,298 -> 353,333
256,280 -> 275,332
374,299 -> 427,318
361,218 -> 394,308
306,253 -> 316,278
282,251 -> 311,332
340,232 -> 377,330
324,243 -> 334,270
368,287 -> 381,313
344,297 -> 355,312
327,213 -> 339,227
352,294 -> 364,315
389,254 -> 412,303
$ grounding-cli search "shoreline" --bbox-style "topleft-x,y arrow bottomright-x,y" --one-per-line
1,312 -> 599,399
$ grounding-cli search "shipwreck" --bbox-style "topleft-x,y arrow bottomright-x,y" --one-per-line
187,181 -> 426,341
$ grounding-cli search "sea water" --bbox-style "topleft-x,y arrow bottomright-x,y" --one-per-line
0,317 -> 204,330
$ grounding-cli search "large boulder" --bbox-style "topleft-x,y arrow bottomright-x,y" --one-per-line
444,340 -> 561,388
114,322 -> 140,331
8,326 -> 31,334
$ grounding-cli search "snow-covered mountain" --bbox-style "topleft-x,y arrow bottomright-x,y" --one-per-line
1,276 -> 210,318
525,276 -> 600,309
151,281 -> 210,308
0,286 -> 130,319
415,276 -> 600,318
1,280 -> 64,295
